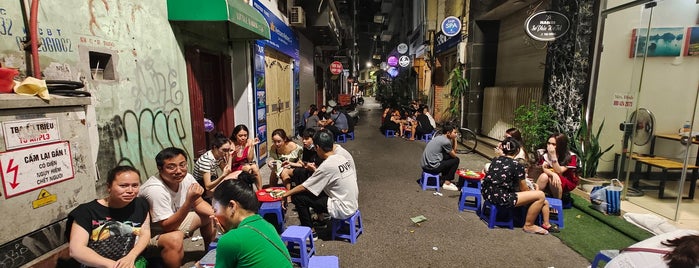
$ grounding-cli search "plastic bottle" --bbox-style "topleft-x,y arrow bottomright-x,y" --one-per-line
682,121 -> 691,133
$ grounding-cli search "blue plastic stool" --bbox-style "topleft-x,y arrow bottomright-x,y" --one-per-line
420,171 -> 441,191
331,209 -> 364,244
591,250 -> 619,268
421,131 -> 436,143
259,201 -> 285,232
458,187 -> 482,213
546,197 -> 565,229
385,129 -> 395,138
335,133 -> 347,143
281,226 -> 316,268
347,131 -> 355,140
404,130 -> 413,139
480,200 -> 514,229
309,256 -> 339,268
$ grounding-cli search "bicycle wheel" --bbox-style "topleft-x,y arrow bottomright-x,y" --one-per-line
457,128 -> 478,154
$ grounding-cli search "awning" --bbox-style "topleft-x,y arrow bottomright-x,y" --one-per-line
167,0 -> 271,40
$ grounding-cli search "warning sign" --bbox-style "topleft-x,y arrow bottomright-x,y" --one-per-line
0,141 -> 74,198
2,118 -> 61,150
32,189 -> 57,208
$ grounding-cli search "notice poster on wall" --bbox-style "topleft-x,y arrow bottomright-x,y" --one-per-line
0,141 -> 75,198
253,43 -> 267,164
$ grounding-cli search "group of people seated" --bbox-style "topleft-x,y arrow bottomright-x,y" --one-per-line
67,124 -> 359,267
302,104 -> 353,138
380,100 -> 436,140
421,124 -> 578,235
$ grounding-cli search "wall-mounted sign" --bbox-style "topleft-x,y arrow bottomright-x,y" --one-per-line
398,55 -> 411,68
1,141 -> 75,198
387,67 -> 399,78
330,61 -> 343,75
524,11 -> 570,42
2,118 -> 61,150
387,56 -> 399,67
397,43 -> 408,54
441,16 -> 461,37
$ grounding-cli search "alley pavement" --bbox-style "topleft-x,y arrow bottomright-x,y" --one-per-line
182,97 -> 589,267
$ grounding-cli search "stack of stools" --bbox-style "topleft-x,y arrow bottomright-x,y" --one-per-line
259,201 -> 284,232
420,171 -> 441,191
309,256 -> 339,268
331,209 -> 364,244
544,197 -> 565,229
479,200 -> 514,229
385,129 -> 395,138
281,226 -> 316,268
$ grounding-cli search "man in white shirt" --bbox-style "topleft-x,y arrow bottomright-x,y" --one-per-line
282,130 -> 359,240
139,147 -> 216,268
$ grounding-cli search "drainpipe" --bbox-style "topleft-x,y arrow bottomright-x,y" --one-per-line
29,0 -> 41,78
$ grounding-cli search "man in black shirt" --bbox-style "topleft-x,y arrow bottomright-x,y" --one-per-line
415,106 -> 435,139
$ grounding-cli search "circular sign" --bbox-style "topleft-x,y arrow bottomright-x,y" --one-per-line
441,16 -> 461,37
329,61 -> 343,75
387,67 -> 399,78
524,11 -> 570,42
397,43 -> 408,54
387,56 -> 398,67
398,56 -> 410,68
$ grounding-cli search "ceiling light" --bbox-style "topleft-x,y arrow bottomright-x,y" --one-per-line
373,15 -> 384,24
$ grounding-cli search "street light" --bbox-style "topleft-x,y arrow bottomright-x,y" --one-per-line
366,62 -> 373,68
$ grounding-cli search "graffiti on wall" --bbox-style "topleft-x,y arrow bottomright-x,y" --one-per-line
0,221 -> 66,268
96,59 -> 188,183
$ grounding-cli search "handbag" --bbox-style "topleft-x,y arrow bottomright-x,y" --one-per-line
590,179 -> 623,215
87,221 -> 135,261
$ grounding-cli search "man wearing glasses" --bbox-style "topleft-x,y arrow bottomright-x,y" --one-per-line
139,147 -> 216,268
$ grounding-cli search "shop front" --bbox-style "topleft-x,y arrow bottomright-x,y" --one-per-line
591,0 -> 699,221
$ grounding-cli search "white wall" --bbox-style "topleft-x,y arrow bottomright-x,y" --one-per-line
594,0 -> 699,172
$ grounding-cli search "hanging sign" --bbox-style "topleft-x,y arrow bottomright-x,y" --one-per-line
329,61 -> 343,75
397,43 -> 408,54
441,16 -> 461,37
387,56 -> 399,67
524,11 -> 570,41
398,55 -> 411,68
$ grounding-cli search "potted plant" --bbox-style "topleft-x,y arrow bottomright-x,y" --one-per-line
443,65 -> 469,124
570,107 -> 614,178
513,101 -> 558,157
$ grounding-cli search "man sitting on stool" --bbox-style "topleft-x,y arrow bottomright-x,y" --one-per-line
281,130 -> 359,240
421,123 -> 460,191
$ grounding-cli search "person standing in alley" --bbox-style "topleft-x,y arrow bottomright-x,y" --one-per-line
139,147 -> 217,268
421,122 -> 460,191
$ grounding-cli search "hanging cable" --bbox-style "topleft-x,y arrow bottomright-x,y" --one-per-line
29,0 -> 41,79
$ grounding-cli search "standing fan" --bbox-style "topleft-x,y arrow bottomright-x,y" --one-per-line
618,108 -> 655,196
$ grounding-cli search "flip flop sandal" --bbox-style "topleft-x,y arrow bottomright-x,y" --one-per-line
542,223 -> 560,233
523,226 -> 549,235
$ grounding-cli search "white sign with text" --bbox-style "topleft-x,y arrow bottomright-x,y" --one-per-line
1,141 -> 74,198
2,118 -> 61,150
612,93 -> 635,108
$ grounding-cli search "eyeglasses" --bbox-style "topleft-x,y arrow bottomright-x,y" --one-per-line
547,142 -> 557,146
164,162 -> 188,172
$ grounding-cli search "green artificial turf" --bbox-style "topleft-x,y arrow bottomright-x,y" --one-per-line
552,194 -> 654,261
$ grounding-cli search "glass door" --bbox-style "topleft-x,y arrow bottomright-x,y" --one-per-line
596,0 -> 699,220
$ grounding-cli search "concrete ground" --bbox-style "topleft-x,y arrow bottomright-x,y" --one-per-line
181,97 -> 589,267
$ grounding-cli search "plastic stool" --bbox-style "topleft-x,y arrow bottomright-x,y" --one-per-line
480,200 -> 514,229
331,210 -> 364,244
309,256 -> 339,268
404,130 -> 412,139
347,131 -> 355,140
281,226 -> 316,268
421,131 -> 435,143
420,171 -> 441,191
259,201 -> 285,232
546,197 -> 565,229
458,187 -> 482,213
385,129 -> 395,138
336,134 -> 347,143
207,241 -> 217,251
591,250 -> 619,268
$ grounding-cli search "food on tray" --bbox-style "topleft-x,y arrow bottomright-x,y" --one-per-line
265,188 -> 273,192
457,169 -> 481,178
269,189 -> 286,199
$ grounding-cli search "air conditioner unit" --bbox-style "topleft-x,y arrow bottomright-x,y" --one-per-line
289,6 -> 306,28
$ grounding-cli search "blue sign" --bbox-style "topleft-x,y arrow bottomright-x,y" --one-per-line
253,1 -> 299,59
434,32 -> 460,54
441,16 -> 461,37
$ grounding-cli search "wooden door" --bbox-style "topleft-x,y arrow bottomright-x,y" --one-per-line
264,49 -> 292,143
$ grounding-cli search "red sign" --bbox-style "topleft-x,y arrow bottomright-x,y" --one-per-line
330,61 -> 343,75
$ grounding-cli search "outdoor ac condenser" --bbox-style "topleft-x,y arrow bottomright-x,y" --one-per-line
290,6 -> 306,28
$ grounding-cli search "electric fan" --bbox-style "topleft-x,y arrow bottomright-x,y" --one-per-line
618,108 -> 655,196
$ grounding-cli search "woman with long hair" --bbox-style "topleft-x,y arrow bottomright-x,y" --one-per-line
227,124 -> 262,190
193,132 -> 234,195
267,129 -> 303,194
537,132 -> 579,199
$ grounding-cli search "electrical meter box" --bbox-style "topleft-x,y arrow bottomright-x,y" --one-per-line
0,94 -> 97,268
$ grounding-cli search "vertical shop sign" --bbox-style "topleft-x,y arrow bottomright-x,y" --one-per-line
253,43 -> 268,165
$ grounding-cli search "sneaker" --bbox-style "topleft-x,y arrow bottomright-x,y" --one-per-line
442,183 -> 458,191
312,231 -> 319,241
